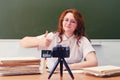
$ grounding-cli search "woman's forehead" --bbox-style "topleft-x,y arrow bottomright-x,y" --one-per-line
64,13 -> 75,19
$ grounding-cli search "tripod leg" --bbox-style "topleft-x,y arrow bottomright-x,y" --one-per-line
48,59 -> 60,79
63,58 -> 74,79
60,59 -> 63,77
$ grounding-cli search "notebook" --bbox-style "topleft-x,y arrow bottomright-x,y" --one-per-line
82,65 -> 120,77
0,57 -> 43,76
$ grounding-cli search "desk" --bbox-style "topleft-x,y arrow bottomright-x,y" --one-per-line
0,59 -> 120,80
0,71 -> 120,80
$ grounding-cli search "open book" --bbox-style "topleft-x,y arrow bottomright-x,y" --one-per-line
82,65 -> 120,77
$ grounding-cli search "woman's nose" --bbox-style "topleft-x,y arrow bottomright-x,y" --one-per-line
66,20 -> 71,25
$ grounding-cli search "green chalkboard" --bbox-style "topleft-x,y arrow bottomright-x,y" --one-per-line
0,0 -> 120,39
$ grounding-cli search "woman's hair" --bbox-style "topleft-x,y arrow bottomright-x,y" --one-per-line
57,8 -> 87,45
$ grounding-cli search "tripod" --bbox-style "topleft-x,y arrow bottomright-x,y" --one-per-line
48,57 -> 74,79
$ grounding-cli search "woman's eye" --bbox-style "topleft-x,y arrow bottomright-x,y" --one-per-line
64,19 -> 69,22
63,18 -> 76,24
70,20 -> 76,23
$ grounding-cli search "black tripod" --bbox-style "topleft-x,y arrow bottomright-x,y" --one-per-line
48,57 -> 74,79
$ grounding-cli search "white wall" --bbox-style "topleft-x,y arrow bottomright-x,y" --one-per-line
0,39 -> 40,58
0,39 -> 120,66
91,39 -> 120,66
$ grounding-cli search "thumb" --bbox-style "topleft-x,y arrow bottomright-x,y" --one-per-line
44,30 -> 48,37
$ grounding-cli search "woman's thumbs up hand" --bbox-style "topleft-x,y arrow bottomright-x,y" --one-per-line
39,31 -> 52,47
44,30 -> 48,37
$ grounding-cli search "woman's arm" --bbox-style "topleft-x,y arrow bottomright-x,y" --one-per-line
55,51 -> 98,71
20,36 -> 41,48
20,31 -> 52,48
66,51 -> 98,70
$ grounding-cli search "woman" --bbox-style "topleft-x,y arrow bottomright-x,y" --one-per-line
20,8 -> 98,71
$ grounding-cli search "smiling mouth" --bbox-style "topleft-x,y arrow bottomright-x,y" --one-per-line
66,26 -> 71,28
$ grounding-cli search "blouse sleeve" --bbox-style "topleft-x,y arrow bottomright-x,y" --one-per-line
81,37 -> 95,60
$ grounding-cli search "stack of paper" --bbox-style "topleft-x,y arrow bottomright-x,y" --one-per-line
82,65 -> 120,77
0,57 -> 41,76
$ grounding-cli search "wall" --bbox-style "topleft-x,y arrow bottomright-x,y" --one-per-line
0,40 -> 40,58
0,39 -> 120,66
91,39 -> 120,66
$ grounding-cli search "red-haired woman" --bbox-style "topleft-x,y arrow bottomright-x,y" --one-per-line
20,8 -> 98,72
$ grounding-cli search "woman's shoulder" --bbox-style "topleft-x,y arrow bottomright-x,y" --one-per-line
47,32 -> 59,39
79,36 -> 90,43
80,36 -> 89,40
48,31 -> 59,36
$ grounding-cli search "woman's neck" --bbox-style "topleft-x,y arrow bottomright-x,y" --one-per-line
64,32 -> 73,38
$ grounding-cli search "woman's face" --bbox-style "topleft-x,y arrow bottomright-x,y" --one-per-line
62,12 -> 77,35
